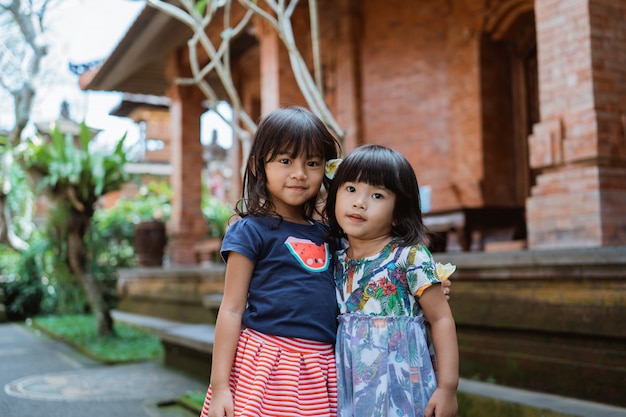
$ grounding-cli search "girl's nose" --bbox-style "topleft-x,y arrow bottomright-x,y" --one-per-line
291,165 -> 307,179
352,197 -> 365,208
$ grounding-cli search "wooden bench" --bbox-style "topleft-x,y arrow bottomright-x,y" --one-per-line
424,207 -> 526,252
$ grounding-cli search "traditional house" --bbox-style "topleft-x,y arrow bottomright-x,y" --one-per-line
82,0 -> 626,264
80,0 -> 626,406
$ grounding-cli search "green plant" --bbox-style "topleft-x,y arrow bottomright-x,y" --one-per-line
177,391 -> 206,413
19,122 -> 132,337
126,181 -> 173,224
20,124 -> 130,204
202,194 -> 231,237
89,205 -> 137,269
5,159 -> 36,240
0,241 -> 46,320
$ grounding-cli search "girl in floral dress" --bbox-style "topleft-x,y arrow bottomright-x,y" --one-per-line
326,145 -> 459,417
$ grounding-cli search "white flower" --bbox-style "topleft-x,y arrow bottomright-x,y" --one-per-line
325,158 -> 343,180
435,262 -> 456,281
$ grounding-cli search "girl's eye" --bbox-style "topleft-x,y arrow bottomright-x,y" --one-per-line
278,158 -> 291,164
307,160 -> 320,167
346,185 -> 356,192
372,193 -> 383,199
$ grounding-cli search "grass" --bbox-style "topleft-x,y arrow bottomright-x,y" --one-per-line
178,391 -> 206,412
30,314 -> 163,364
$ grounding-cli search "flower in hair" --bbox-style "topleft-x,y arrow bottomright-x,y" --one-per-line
435,262 -> 456,281
325,158 -> 343,180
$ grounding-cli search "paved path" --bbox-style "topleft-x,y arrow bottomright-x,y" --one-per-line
0,323 -> 207,417
3,321 -> 626,417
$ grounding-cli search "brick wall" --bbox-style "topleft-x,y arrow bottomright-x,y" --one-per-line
527,0 -> 626,248
192,0 -> 625,253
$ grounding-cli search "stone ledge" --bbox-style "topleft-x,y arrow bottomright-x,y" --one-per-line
115,266 -> 225,324
458,378 -> 626,417
111,310 -> 215,353
202,293 -> 223,309
112,310 -> 215,380
441,245 -> 626,270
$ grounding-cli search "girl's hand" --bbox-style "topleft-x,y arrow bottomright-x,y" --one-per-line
206,387 -> 234,417
435,262 -> 455,301
442,279 -> 452,300
423,386 -> 458,417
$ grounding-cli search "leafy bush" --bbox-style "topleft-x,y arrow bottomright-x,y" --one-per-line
119,181 -> 173,224
0,241 -> 46,320
202,194 -> 232,237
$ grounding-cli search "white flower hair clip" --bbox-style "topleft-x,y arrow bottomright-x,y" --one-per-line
325,158 -> 343,180
435,262 -> 456,281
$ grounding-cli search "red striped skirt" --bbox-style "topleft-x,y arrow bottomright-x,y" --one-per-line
201,328 -> 337,417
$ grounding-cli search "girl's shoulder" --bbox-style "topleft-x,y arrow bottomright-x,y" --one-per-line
228,214 -> 275,229
393,241 -> 434,263
228,215 -> 329,240
223,215 -> 270,241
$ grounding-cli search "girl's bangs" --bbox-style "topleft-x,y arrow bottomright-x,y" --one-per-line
270,134 -> 327,160
345,163 -> 395,191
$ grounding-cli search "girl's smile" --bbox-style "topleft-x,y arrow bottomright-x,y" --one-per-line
265,153 -> 324,219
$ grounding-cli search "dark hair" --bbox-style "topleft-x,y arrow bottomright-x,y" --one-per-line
326,144 -> 427,245
237,106 -> 341,221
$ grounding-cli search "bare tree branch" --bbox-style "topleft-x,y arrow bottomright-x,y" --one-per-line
147,0 -> 344,151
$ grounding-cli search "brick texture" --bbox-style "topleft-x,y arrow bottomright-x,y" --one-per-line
164,0 -> 625,261
527,0 -> 626,249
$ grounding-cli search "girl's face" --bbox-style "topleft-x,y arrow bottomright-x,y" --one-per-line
335,181 -> 396,242
264,152 -> 325,220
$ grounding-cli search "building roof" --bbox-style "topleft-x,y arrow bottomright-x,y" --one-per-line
34,101 -> 101,137
82,3 -> 191,96
109,93 -> 171,117
81,2 -> 256,99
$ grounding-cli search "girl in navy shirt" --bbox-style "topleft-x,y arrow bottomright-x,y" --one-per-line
201,107 -> 341,417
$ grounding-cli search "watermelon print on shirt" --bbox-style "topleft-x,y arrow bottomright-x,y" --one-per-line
285,236 -> 330,272
219,215 -> 338,344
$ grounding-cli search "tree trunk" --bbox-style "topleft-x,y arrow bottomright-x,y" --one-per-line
66,207 -> 114,338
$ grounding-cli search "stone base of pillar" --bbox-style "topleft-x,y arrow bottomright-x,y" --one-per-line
526,166 -> 626,249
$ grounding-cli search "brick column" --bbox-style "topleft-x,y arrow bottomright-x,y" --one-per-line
527,0 -> 626,248
166,54 -> 208,265
334,0 -> 362,152
447,28 -> 483,208
257,7 -> 310,116
257,18 -> 281,116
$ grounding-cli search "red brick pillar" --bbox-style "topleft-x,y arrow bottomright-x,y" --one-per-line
334,0 -> 362,152
166,55 -> 208,265
527,0 -> 626,248
448,28 -> 484,208
258,18 -> 281,116
257,9 -> 309,117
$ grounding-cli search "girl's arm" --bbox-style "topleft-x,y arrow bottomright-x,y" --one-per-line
207,252 -> 254,417
420,284 -> 459,417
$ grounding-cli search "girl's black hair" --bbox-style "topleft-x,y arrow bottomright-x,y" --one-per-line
236,106 -> 341,221
326,144 -> 427,246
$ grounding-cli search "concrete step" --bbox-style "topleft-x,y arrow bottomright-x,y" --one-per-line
111,310 -> 626,416
111,310 -> 214,380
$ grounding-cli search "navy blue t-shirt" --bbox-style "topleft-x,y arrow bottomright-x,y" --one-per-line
221,215 -> 339,344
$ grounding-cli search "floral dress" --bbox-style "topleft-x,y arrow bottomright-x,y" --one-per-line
334,239 -> 442,417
